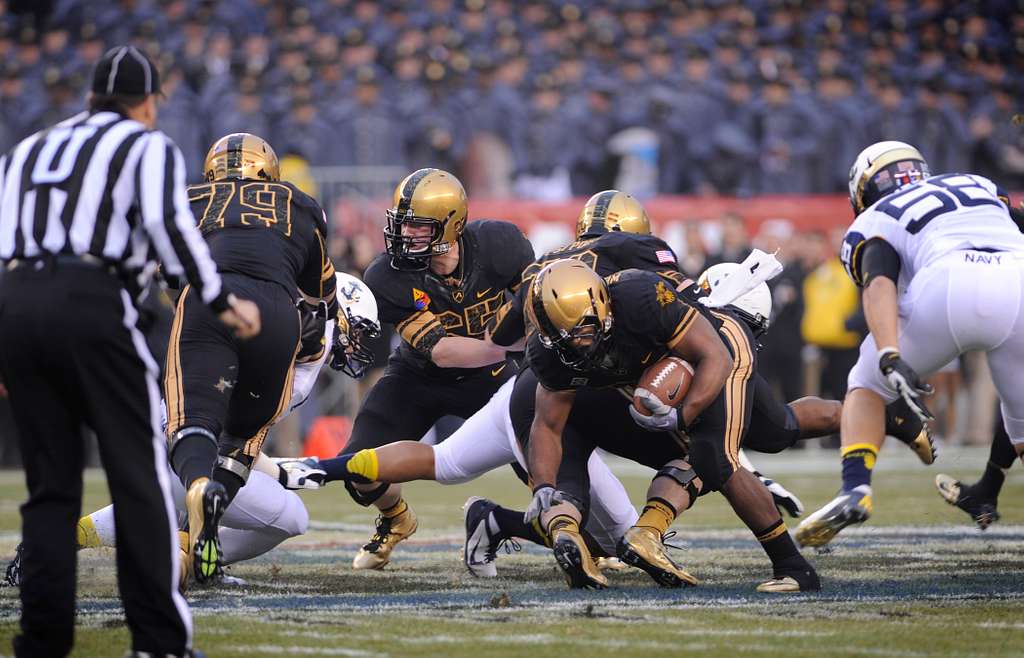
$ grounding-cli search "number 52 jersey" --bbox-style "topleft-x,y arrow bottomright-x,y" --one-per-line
840,173 -> 1024,291
187,179 -> 335,299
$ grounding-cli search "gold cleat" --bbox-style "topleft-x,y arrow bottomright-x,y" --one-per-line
908,426 -> 937,465
616,526 -> 698,588
352,506 -> 418,570
177,530 -> 190,592
552,526 -> 608,590
185,477 -> 228,584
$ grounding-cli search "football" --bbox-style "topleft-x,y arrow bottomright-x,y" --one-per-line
632,356 -> 695,416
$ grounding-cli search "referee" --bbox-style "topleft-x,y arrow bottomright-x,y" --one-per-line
0,46 -> 260,658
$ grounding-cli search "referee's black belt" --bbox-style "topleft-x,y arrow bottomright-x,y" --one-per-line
4,253 -> 119,276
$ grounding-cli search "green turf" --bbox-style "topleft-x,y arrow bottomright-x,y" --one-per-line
0,446 -> 1022,658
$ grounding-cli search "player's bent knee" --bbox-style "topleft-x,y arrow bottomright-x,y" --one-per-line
276,491 -> 309,537
432,444 -> 471,484
655,459 -> 702,507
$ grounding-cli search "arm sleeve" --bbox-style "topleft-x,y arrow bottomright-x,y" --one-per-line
489,287 -> 527,347
859,237 -> 901,287
364,261 -> 447,356
616,273 -> 699,352
137,133 -> 229,312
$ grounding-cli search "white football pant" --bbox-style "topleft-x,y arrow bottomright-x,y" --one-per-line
847,250 -> 1024,444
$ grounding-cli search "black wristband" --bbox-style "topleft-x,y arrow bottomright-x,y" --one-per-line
277,464 -> 289,488
208,289 -> 232,314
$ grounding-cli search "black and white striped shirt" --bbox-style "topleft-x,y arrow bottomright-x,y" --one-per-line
0,110 -> 228,310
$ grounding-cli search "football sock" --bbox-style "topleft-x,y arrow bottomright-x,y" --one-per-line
171,434 -> 217,490
884,399 -> 922,444
380,498 -> 408,519
319,449 -> 378,484
636,498 -> 677,536
973,427 -> 1017,499
840,443 -> 878,491
491,505 -> 548,546
755,519 -> 804,568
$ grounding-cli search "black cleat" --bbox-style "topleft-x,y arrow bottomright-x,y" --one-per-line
935,474 -> 1000,530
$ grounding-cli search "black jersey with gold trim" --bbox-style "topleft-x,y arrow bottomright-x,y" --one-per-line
491,231 -> 683,346
527,268 -> 702,391
364,219 -> 534,378
187,179 -> 336,300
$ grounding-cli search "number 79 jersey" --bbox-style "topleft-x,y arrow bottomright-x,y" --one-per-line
841,173 -> 1024,290
187,179 -> 335,299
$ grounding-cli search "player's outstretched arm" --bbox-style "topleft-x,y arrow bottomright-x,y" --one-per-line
526,387 -> 576,497
430,333 -> 509,368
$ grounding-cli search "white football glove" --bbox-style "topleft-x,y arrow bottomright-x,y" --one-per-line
878,348 -> 934,421
628,389 -> 682,432
271,457 -> 327,490
759,475 -> 805,518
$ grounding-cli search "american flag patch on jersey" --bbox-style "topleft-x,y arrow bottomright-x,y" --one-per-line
656,249 -> 675,264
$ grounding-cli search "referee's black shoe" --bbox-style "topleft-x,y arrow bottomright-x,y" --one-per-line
185,477 -> 228,584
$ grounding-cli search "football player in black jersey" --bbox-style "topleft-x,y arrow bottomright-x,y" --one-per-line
316,168 -> 534,570
519,260 -> 820,591
165,133 -> 339,582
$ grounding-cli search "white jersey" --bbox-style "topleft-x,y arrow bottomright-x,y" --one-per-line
840,173 -> 1024,291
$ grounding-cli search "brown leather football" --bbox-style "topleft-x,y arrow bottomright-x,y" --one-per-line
633,356 -> 695,416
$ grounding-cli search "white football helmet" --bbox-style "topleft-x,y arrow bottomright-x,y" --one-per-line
848,140 -> 930,214
698,262 -> 772,335
333,272 -> 381,378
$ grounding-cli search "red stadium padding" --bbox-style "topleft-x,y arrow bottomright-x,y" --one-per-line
302,416 -> 353,458
331,195 -> 857,238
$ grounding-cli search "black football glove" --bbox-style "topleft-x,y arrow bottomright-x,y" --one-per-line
878,348 -> 934,422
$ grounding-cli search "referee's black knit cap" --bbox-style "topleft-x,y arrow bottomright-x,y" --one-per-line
91,45 -> 161,96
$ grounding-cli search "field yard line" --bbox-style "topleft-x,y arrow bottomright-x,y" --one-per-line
244,645 -> 379,656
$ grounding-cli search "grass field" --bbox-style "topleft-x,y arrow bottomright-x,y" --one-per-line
0,445 -> 1022,657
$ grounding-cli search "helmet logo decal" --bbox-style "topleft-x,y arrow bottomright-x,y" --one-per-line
338,280 -> 361,303
413,288 -> 431,311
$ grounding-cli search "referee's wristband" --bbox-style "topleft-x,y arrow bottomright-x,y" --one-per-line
208,289 -> 233,314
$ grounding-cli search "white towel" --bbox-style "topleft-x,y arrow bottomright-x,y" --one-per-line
699,248 -> 783,309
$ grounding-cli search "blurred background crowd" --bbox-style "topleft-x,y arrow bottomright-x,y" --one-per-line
0,0 -> 1019,462
2,0 -> 1024,197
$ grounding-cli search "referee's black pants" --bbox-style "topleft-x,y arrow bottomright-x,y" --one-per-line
0,264 -> 191,657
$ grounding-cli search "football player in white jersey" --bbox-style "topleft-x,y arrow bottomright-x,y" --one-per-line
796,141 -> 1024,547
3,273 -> 381,588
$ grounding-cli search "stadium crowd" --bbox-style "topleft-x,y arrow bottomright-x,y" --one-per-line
2,0 -> 1023,197
0,0 -> 1017,461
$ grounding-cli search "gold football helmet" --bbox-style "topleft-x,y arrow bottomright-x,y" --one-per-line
526,259 -> 613,369
575,190 -> 651,238
848,141 -> 929,214
383,168 -> 468,270
204,133 -> 280,182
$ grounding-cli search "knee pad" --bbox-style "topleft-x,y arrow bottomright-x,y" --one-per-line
344,479 -> 390,507
217,442 -> 254,484
654,460 -> 701,508
167,426 -> 217,460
